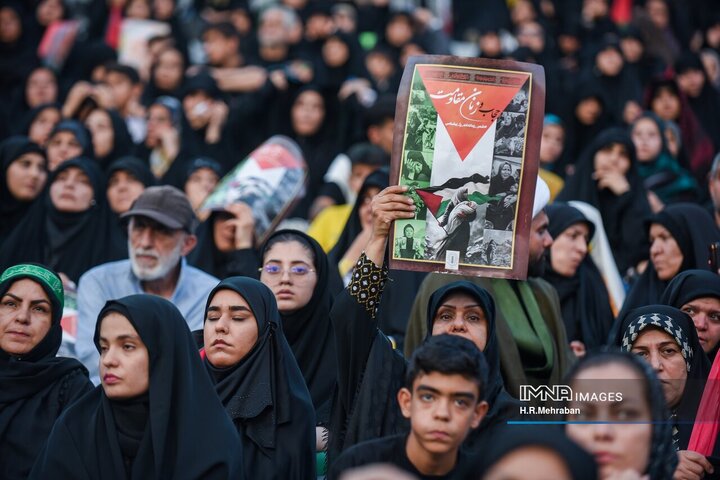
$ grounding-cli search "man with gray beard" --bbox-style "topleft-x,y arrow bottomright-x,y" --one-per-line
75,186 -> 218,383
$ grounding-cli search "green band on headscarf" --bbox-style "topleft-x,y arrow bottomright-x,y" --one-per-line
1,264 -> 64,307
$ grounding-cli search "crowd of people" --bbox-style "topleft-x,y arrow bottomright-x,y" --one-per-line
3,0 -> 720,479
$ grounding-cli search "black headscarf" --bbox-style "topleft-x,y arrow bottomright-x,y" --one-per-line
201,277 -> 316,480
661,269 -> 720,360
473,428 -> 597,480
328,168 -> 426,347
29,294 -> 242,479
0,263 -> 91,480
0,136 -> 46,245
106,156 -> 156,189
564,350 -> 678,480
260,229 -> 342,424
557,127 -> 652,273
0,157 -> 127,283
48,119 -> 93,159
612,305 -> 712,453
424,281 -> 520,450
92,109 -> 134,170
620,203 -> 720,316
15,103 -> 60,139
544,203 -> 613,350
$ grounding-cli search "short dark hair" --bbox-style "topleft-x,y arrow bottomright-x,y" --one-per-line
203,21 -> 240,40
405,334 -> 488,401
104,63 -> 140,85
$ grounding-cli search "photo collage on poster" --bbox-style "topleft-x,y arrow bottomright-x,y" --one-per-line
394,66 -> 532,270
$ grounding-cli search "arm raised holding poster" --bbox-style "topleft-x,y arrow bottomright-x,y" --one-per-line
389,55 -> 545,280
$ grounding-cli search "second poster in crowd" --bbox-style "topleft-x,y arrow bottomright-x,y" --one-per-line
390,55 -> 545,279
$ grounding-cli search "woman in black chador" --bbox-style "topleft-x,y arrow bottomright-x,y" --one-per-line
29,294 -> 242,479
201,277 -> 316,479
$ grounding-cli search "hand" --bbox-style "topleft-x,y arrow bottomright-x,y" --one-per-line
503,194 -> 517,208
62,81 -> 94,117
674,450 -> 713,480
91,84 -> 116,109
370,186 -> 415,242
224,202 -> 255,249
158,126 -> 180,161
647,190 -> 665,213
269,70 -> 288,91
206,101 -> 229,143
364,186 -> 415,266
593,170 -> 630,195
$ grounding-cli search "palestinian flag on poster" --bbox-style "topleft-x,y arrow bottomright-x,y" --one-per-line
415,173 -> 501,218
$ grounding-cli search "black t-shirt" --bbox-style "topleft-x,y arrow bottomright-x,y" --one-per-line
329,434 -> 471,480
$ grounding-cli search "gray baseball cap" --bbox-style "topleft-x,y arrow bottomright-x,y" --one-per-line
121,185 -> 198,233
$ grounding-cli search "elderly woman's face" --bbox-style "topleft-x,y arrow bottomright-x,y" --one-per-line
566,362 -> 652,480
204,289 -> 259,368
0,279 -> 52,355
649,223 -> 683,281
500,164 -> 512,179
631,328 -> 688,409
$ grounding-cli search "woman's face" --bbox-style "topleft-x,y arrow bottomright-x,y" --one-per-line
631,118 -> 663,163
593,143 -> 630,177
50,166 -> 94,212
98,312 -> 150,399
500,163 -> 512,179
0,279 -> 52,355
566,362 -> 653,480
261,241 -> 317,313
322,36 -> 349,68
107,170 -> 145,214
291,90 -> 325,137
359,186 -> 381,230
596,48 -> 624,77
46,131 -> 83,171
431,291 -> 488,352
649,223 -> 683,280
650,87 -> 681,121
539,124 -> 564,164
0,7 -> 21,44
28,107 -> 60,146
483,446 -> 572,480
26,68 -> 57,108
575,97 -> 602,125
630,328 -> 688,409
146,104 -> 173,148
125,0 -> 151,19
184,167 -> 219,211
6,152 -> 47,201
85,110 -> 115,159
154,48 -> 184,91
204,289 -> 259,368
550,222 -> 590,277
36,0 -> 64,26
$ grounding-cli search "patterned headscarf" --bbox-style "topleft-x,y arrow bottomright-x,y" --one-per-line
621,311 -> 693,372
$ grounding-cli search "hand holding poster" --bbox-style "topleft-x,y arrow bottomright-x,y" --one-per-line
390,56 -> 545,279
200,135 -> 307,245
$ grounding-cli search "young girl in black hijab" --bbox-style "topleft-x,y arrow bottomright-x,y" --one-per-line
0,136 -> 47,246
557,127 -> 652,276
0,263 -> 92,480
201,276 -> 316,479
0,156 -> 126,284
260,230 -> 342,428
564,350 -> 678,480
612,305 -> 717,477
29,294 -> 242,479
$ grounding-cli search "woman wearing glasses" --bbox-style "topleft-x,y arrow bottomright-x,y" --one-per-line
259,230 -> 343,456
201,276 -> 316,479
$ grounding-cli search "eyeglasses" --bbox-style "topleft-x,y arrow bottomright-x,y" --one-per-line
259,264 -> 316,277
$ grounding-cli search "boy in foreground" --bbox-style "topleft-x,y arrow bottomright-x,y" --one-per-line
329,334 -> 489,479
